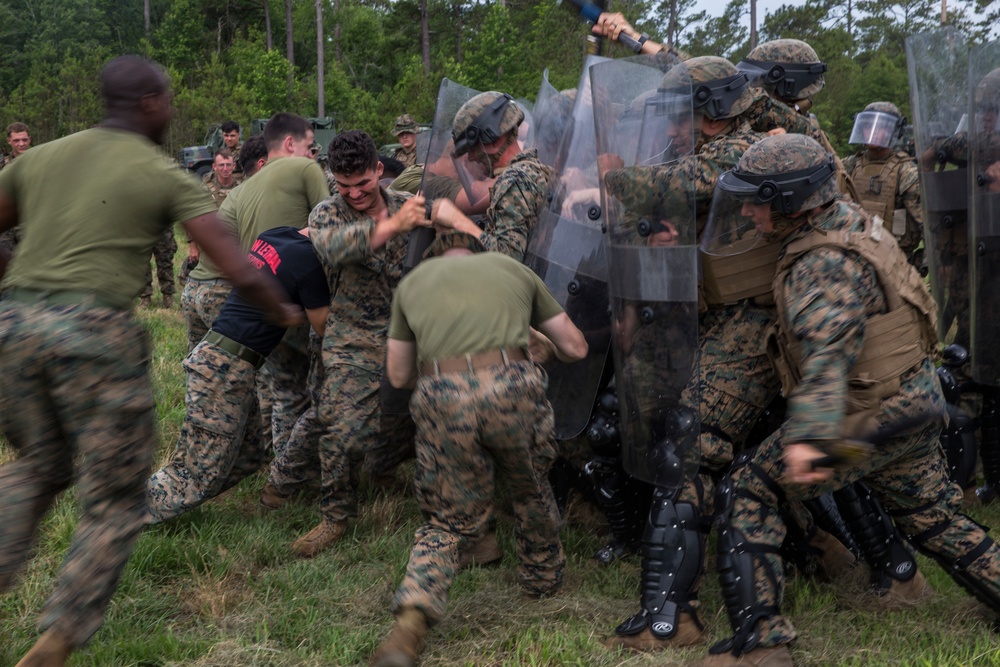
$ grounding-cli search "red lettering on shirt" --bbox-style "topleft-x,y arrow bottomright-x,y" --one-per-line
248,239 -> 282,275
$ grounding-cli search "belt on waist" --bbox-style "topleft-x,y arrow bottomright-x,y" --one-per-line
187,277 -> 231,286
203,330 -> 267,370
420,347 -> 528,376
4,287 -> 128,311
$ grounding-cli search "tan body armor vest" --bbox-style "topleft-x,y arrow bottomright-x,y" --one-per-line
701,238 -> 781,307
768,212 -> 938,434
849,151 -> 911,239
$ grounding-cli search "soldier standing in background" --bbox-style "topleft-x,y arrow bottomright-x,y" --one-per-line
391,114 -> 420,168
0,55 -> 297,667
843,102 -> 925,268
0,123 -> 32,253
220,120 -> 244,177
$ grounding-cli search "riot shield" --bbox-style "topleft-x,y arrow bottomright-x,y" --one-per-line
590,57 -> 699,489
968,42 -> 1000,385
404,78 -> 490,271
524,56 -> 609,440
526,68 -> 581,169
906,29 -> 970,344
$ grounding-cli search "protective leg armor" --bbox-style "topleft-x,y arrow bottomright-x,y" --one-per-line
584,390 -> 650,563
614,487 -> 706,640
804,493 -> 861,560
911,518 -> 1000,616
938,345 -> 978,489
977,388 -> 1000,504
710,461 -> 783,657
834,483 -> 917,592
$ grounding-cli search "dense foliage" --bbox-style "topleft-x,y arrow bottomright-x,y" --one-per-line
0,0 -> 995,157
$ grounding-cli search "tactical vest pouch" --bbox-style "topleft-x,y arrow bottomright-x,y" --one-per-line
892,208 -> 907,237
701,241 -> 781,307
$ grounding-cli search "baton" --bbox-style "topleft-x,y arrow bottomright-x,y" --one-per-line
808,413 -> 939,470
559,0 -> 642,52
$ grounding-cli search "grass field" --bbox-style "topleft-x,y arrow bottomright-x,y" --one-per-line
2,265 -> 1000,666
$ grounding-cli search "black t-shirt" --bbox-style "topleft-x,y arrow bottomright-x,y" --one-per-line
212,226 -> 330,356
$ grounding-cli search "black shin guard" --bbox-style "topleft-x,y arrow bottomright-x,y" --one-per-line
805,493 -> 861,560
978,389 -> 1000,504
615,487 -> 706,639
834,483 -> 917,591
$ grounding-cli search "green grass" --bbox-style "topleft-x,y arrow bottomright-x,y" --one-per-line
3,245 -> 1000,665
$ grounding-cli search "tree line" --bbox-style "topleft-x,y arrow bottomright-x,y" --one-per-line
0,0 -> 995,160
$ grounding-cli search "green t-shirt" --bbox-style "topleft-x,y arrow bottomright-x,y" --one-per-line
389,252 -> 564,365
389,164 -> 463,202
223,156 -> 329,252
190,183 -> 243,281
0,128 -> 217,307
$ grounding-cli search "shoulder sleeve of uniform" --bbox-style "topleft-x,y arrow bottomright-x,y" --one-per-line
388,283 -> 415,342
164,161 -> 219,225
483,162 -> 551,261
897,158 -> 920,193
304,161 -> 332,208
526,263 -> 565,325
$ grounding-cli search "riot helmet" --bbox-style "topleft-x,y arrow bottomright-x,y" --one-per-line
849,101 -> 906,148
718,133 -> 838,215
975,67 -> 1000,132
738,39 -> 827,102
451,91 -> 525,157
660,56 -> 753,121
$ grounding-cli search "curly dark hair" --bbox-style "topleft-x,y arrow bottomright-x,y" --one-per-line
328,130 -> 379,176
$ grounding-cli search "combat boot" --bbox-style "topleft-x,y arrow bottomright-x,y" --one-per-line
162,295 -> 174,309
291,517 -> 348,558
15,629 -> 73,667
809,528 -> 857,580
689,644 -> 793,667
605,611 -> 706,651
459,532 -> 501,569
259,482 -> 292,510
370,607 -> 428,667
876,570 -> 932,606
138,296 -> 152,308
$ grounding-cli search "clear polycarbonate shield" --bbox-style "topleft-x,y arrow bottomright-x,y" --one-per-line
906,28 -> 971,344
524,56 -> 609,440
968,41 -> 1000,385
525,69 -> 561,166
848,110 -> 902,148
590,56 -> 699,489
403,79 -> 487,272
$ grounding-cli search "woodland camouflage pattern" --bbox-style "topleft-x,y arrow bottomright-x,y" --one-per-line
0,302 -> 155,648
139,226 -> 177,301
145,340 -> 266,523
482,148 -> 555,261
392,362 -> 563,622
722,197 -> 1000,650
180,281 -> 232,351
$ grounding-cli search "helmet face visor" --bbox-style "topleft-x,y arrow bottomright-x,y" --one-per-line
849,110 -> 902,148
716,157 -> 836,215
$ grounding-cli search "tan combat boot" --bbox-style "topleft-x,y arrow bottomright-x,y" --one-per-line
809,528 -> 857,580
15,629 -> 73,667
877,570 -> 932,606
689,644 -> 794,667
605,611 -> 706,651
259,482 -> 292,510
369,607 -> 429,667
459,532 -> 502,569
291,517 -> 348,558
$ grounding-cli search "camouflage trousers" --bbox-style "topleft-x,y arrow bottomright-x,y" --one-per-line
259,324 -> 312,461
145,341 -> 267,523
267,332 -> 324,494
392,362 -> 564,623
723,364 -> 1000,647
180,279 -> 232,352
0,301 -> 155,648
0,225 -> 21,255
138,227 -> 178,300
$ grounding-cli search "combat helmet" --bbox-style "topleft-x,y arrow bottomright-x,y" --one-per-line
975,68 -> 1000,112
392,114 -> 418,136
738,39 -> 827,101
451,91 -> 525,157
660,56 -> 754,121
718,133 -> 838,215
849,101 -> 905,148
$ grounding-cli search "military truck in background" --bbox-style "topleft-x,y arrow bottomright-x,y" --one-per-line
179,116 -> 338,176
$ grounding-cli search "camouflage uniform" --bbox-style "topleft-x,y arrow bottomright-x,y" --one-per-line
719,198 -> 1000,652
138,225 -> 177,303
842,150 -> 924,260
391,114 -> 419,168
0,303 -> 156,647
202,170 -> 238,207
145,340 -> 267,522
304,188 -> 414,522
0,154 -> 20,252
180,280 -> 232,351
393,146 -> 418,168
479,148 -> 556,262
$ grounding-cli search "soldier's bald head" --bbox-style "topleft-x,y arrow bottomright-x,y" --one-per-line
101,56 -> 168,112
